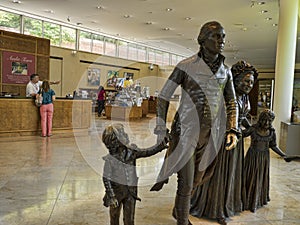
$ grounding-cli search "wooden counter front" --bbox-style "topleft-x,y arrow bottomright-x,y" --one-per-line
0,98 -> 92,136
105,105 -> 142,120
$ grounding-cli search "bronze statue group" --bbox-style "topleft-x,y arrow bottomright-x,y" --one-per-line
101,21 -> 289,225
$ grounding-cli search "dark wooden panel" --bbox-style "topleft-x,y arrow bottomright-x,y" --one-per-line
0,36 -> 36,53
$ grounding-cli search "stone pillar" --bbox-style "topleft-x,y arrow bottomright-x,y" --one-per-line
273,0 -> 299,137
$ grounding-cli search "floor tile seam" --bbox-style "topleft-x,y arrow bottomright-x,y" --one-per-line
45,153 -> 74,225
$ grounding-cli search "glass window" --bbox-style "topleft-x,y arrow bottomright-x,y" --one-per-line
43,22 -> 61,46
155,50 -> 163,65
162,52 -> 170,66
148,48 -> 155,64
0,11 -> 20,33
128,43 -> 138,61
92,34 -> 104,54
171,54 -> 178,66
118,40 -> 128,59
61,26 -> 76,49
104,37 -> 117,57
23,17 -> 43,37
137,45 -> 146,62
79,31 -> 92,52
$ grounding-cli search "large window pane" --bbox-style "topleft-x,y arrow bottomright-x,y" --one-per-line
137,46 -> 146,62
79,31 -> 92,52
61,26 -> 76,49
0,11 -> 20,33
171,54 -> 178,66
162,52 -> 170,66
92,34 -> 104,54
128,43 -> 138,61
104,37 -> 117,57
155,50 -> 163,65
118,40 -> 128,59
148,48 -> 155,64
43,22 -> 60,46
24,17 -> 43,37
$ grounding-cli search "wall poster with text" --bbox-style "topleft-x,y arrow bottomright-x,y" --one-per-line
2,51 -> 35,84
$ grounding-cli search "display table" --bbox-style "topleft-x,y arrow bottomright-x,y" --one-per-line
0,97 -> 92,137
279,122 -> 300,156
141,99 -> 149,117
105,105 -> 142,120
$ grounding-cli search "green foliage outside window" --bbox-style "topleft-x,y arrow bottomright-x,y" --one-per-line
0,11 -> 20,32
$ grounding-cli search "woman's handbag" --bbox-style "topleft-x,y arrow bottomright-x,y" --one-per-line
35,89 -> 43,107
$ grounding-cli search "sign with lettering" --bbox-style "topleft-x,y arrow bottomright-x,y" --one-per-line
2,51 -> 35,84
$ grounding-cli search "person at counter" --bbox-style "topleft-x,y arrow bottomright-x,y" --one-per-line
26,74 -> 60,97
36,80 -> 56,137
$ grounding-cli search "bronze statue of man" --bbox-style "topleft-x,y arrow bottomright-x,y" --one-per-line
151,21 -> 239,225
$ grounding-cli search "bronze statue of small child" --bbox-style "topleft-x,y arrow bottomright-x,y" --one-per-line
102,123 -> 169,225
243,109 -> 287,212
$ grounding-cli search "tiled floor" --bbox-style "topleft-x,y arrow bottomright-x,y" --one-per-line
0,114 -> 299,225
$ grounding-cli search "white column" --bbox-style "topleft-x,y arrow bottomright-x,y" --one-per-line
273,0 -> 299,137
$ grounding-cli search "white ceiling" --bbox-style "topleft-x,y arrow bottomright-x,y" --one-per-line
0,0 -> 299,69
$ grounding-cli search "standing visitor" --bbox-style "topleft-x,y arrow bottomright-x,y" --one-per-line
36,80 -> 56,137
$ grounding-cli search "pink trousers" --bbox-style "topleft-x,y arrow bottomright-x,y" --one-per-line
40,103 -> 54,136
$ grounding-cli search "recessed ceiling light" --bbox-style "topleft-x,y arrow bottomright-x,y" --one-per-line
242,27 -> 248,31
234,23 -> 244,26
261,10 -> 268,13
258,1 -> 266,5
272,23 -> 278,26
44,9 -> 54,14
166,8 -> 173,12
96,6 -> 104,9
265,17 -> 272,20
124,14 -> 131,18
185,17 -> 192,20
12,0 -> 21,3
146,21 -> 153,25
163,27 -> 170,31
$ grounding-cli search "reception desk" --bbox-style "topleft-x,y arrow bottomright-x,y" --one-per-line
0,97 -> 92,137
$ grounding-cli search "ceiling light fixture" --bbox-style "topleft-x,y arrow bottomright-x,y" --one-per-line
272,23 -> 278,26
44,10 -> 54,14
163,27 -> 170,31
258,1 -> 266,5
265,17 -> 272,21
166,8 -> 173,12
76,22 -> 82,26
185,17 -> 192,20
67,16 -> 71,22
12,0 -> 21,3
146,21 -> 153,25
124,14 -> 131,18
261,10 -> 268,13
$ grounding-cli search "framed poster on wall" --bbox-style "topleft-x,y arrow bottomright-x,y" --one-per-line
87,68 -> 100,86
106,70 -> 119,87
2,51 -> 35,84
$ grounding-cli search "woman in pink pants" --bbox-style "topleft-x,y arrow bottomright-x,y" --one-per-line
36,80 -> 56,137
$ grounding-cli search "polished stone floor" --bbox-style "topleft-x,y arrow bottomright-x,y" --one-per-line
0,114 -> 299,225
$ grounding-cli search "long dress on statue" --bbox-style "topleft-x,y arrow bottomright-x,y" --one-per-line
242,126 -> 281,212
190,95 -> 250,219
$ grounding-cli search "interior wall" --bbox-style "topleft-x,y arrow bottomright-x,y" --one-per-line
50,46 -> 163,97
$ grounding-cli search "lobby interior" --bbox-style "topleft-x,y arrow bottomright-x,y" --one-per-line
0,114 -> 299,225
